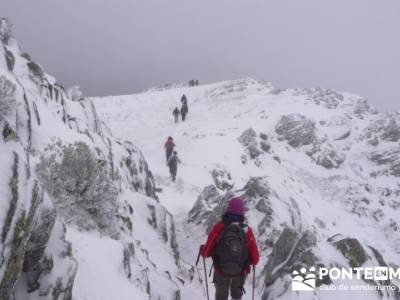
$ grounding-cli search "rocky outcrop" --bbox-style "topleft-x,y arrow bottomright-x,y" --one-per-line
206,78 -> 266,99
370,148 -> 400,177
296,87 -> 344,109
381,119 -> 400,142
328,235 -> 368,268
187,185 -> 228,230
210,165 -> 234,191
262,228 -> 319,299
0,31 -> 176,300
362,116 -> 400,144
275,114 -> 316,147
4,48 -> 15,71
18,216 -> 77,299
0,179 -> 42,300
307,141 -> 345,169
238,128 -> 262,159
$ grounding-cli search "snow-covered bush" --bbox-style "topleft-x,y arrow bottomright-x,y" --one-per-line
0,75 -> 16,120
0,18 -> 12,43
67,85 -> 83,101
37,141 -> 119,235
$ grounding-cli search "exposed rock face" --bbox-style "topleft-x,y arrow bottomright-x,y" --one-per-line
23,208 -> 57,281
0,150 -> 42,300
262,228 -> 318,299
329,236 -> 368,268
354,98 -> 376,118
0,75 -> 16,121
19,213 -> 77,299
362,116 -> 400,144
4,48 -> 14,71
1,32 -> 182,300
260,140 -> 271,152
307,142 -> 345,169
238,127 -> 257,146
238,128 -> 262,159
382,119 -> 400,142
370,148 -> 400,177
275,114 -> 316,147
187,185 -> 228,229
296,87 -> 344,109
210,165 -> 234,191
206,78 -> 267,99
335,130 -> 351,141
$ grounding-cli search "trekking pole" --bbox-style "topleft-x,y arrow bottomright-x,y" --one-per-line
252,265 -> 256,300
209,262 -> 213,277
203,256 -> 210,300
195,245 -> 203,266
195,245 -> 210,299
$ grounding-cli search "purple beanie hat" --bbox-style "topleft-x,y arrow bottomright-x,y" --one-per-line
226,197 -> 245,215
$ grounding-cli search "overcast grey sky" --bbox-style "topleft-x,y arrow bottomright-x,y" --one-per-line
3,0 -> 400,110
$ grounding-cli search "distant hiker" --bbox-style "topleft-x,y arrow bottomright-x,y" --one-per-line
173,107 -> 180,123
167,151 -> 181,182
180,96 -> 189,121
181,94 -> 187,105
200,197 -> 260,300
180,103 -> 188,121
195,80 -> 199,86
189,80 -> 194,87
164,136 -> 175,161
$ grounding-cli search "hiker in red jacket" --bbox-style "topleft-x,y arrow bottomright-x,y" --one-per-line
201,197 -> 260,300
164,136 -> 175,162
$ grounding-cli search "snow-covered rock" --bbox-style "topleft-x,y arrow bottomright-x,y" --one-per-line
275,114 -> 316,147
0,32 -> 202,300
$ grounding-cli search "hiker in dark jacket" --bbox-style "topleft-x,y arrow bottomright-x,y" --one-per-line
164,136 -> 175,161
167,151 -> 181,182
181,94 -> 187,104
173,107 -> 180,123
201,197 -> 260,300
180,102 -> 188,121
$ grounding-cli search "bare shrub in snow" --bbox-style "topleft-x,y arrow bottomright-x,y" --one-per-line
0,75 -> 16,120
0,18 -> 12,43
67,86 -> 83,101
37,141 -> 119,235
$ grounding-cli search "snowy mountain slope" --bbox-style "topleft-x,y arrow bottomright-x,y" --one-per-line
94,78 -> 400,299
0,29 -> 204,299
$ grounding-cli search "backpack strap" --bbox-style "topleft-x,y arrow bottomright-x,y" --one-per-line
240,223 -> 249,233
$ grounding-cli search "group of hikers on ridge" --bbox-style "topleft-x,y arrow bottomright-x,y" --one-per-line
164,93 -> 260,299
164,94 -> 189,181
173,94 -> 189,123
198,197 -> 260,300
189,79 -> 199,87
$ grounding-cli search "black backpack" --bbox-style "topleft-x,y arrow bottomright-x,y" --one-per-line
213,224 -> 249,276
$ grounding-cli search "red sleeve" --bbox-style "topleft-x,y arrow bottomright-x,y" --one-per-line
246,227 -> 260,265
200,223 -> 224,257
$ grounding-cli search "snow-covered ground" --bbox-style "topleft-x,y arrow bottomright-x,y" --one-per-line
94,78 -> 400,299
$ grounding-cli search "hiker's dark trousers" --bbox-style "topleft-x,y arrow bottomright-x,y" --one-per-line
169,166 -> 177,181
213,273 -> 245,300
166,150 -> 172,161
